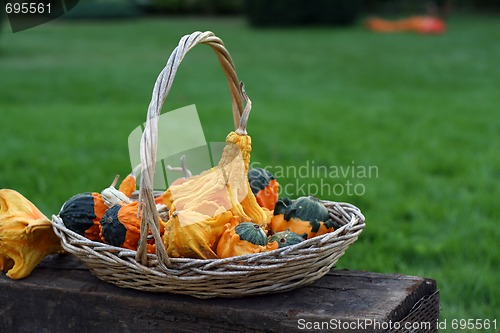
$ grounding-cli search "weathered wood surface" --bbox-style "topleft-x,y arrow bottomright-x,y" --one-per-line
0,254 -> 438,333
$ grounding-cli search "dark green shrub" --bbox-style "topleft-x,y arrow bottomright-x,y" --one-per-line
0,11 -> 4,37
310,0 -> 363,26
245,0 -> 305,26
202,0 -> 244,15
461,0 -> 500,10
365,0 -> 500,13
245,0 -> 290,26
63,0 -> 142,19
150,0 -> 193,14
147,0 -> 243,15
244,0 -> 362,27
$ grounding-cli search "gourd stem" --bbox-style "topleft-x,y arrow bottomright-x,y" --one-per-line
236,82 -> 251,135
131,164 -> 142,178
110,174 -> 120,188
180,155 -> 192,178
166,155 -> 192,179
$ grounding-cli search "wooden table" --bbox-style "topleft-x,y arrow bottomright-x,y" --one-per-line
0,254 -> 439,333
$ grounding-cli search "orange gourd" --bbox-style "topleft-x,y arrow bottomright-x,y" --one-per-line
269,196 -> 337,239
118,174 -> 137,198
248,168 -> 279,211
217,219 -> 278,259
100,201 -> 164,253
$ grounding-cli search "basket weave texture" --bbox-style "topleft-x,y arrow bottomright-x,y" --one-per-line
51,31 -> 366,298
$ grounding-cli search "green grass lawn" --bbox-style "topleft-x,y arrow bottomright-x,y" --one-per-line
1,14 -> 499,326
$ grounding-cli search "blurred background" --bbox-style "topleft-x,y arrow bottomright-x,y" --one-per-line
0,0 -> 498,324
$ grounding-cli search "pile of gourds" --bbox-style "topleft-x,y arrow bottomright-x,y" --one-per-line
56,167 -> 339,260
56,119 -> 341,260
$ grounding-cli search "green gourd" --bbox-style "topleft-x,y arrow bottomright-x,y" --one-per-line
235,222 -> 268,246
270,196 -> 337,239
269,230 -> 307,248
99,204 -> 127,247
284,196 -> 331,232
59,192 -> 107,241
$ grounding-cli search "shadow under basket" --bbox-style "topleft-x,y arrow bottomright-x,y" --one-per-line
50,31 -> 366,298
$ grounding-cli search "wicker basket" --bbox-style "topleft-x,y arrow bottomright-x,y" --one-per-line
51,31 -> 366,298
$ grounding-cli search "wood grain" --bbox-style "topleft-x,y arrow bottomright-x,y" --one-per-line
0,254 -> 438,333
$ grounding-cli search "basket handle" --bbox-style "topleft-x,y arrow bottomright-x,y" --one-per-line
135,31 -> 245,267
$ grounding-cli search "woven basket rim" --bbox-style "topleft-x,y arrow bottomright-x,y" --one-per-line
51,199 -> 365,267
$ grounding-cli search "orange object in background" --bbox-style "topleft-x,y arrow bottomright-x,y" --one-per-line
366,16 -> 446,34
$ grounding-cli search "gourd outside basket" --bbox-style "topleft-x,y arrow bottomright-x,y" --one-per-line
51,31 -> 366,298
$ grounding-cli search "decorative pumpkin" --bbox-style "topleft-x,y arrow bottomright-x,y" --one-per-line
162,91 -> 272,259
268,230 -> 307,248
0,189 -> 64,279
100,205 -> 128,247
100,201 -> 163,253
216,220 -> 278,259
117,164 -> 142,198
164,209 -> 233,259
59,192 -> 107,241
248,168 -> 279,210
235,221 -> 268,245
118,173 -> 137,198
269,196 -> 336,239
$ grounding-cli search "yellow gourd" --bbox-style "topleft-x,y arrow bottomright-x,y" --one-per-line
162,90 -> 271,259
164,209 -> 233,259
0,189 -> 64,279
